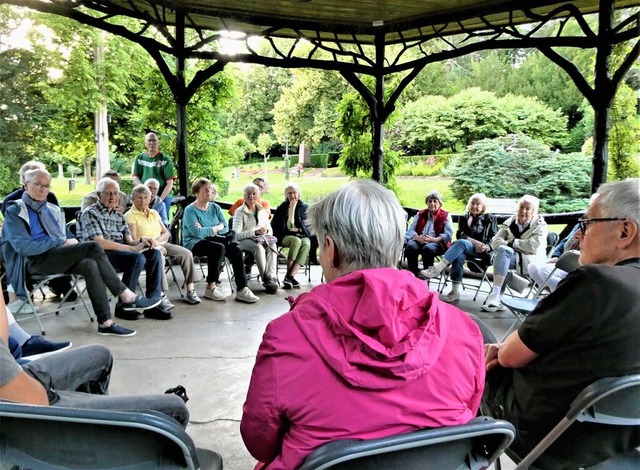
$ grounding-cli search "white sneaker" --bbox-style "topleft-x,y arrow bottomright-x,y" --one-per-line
440,291 -> 460,303
481,292 -> 505,312
236,287 -> 259,304
159,295 -> 175,311
185,290 -> 201,305
204,287 -> 227,301
420,266 -> 442,279
8,299 -> 38,314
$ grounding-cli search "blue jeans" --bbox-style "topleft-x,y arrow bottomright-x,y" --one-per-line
106,249 -> 163,299
405,240 -> 444,274
22,345 -> 189,428
443,240 -> 479,282
163,196 -> 173,223
492,245 -> 517,278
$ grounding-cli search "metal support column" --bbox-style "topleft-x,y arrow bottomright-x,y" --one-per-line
175,10 -> 189,197
371,31 -> 385,183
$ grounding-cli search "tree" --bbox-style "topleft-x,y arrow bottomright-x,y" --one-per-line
446,134 -> 592,212
448,88 -> 509,145
257,132 -> 274,180
608,83 -> 640,179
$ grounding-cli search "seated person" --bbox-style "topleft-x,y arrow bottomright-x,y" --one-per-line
7,308 -> 70,360
241,180 -> 485,469
233,183 -> 279,294
482,178 -> 640,468
421,193 -> 498,303
404,190 -> 453,277
3,169 -> 159,337
81,170 -> 129,213
125,184 -> 201,305
182,178 -> 258,304
78,176 -> 168,321
271,183 -> 311,290
527,222 -> 580,293
228,177 -> 271,217
482,194 -> 548,312
0,294 -> 189,428
144,178 -> 169,226
1,160 -> 74,304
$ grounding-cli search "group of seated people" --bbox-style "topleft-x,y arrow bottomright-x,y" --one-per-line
0,174 -> 638,469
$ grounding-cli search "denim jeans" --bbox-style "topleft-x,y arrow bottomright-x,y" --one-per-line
106,249 -> 163,299
405,240 -> 444,274
21,345 -> 189,428
492,245 -> 517,278
442,239 -> 479,282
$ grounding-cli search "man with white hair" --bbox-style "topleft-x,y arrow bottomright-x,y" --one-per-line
483,178 -> 640,467
79,177 -> 168,321
3,169 -> 160,337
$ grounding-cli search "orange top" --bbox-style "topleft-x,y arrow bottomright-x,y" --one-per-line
228,197 -> 272,218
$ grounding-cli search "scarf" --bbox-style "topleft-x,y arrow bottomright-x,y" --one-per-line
21,192 -> 65,241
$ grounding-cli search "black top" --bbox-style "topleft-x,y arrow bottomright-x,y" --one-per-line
272,200 -> 310,244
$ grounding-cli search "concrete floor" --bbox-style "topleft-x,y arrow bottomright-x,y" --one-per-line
14,265 -> 518,470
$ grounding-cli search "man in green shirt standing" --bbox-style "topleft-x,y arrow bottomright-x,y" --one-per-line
132,132 -> 177,220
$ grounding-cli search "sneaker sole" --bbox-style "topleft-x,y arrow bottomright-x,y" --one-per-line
204,295 -> 227,301
481,304 -> 505,312
236,297 -> 259,303
22,343 -> 73,361
122,298 -> 162,312
97,330 -> 137,337
440,297 -> 460,303
184,299 -> 201,305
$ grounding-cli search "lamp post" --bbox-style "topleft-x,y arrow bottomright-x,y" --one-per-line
284,134 -> 290,181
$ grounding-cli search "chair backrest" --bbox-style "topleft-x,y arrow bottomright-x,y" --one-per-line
531,250 -> 581,297
514,374 -> 640,470
299,417 -> 515,470
0,402 -> 221,470
545,232 -> 560,257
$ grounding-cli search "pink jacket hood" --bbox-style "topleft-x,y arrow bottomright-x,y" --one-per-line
290,267 -> 454,390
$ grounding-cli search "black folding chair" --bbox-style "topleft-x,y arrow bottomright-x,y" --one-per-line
0,402 -> 222,469
299,416 -> 515,470
512,374 -> 640,469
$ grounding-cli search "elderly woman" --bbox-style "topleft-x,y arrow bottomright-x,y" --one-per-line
404,190 -> 453,277
482,194 -> 548,312
125,185 -> 201,306
421,193 -> 498,303
182,178 -> 258,304
241,180 -> 485,470
233,183 -> 279,294
144,178 -> 169,226
271,183 -> 311,289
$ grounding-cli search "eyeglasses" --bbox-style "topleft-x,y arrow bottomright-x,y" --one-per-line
29,182 -> 51,190
578,217 -> 626,235
100,191 -> 118,198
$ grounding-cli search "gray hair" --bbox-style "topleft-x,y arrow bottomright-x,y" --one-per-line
23,168 -> 51,184
517,194 -> 540,217
96,177 -> 120,193
131,184 -> 151,197
425,190 -> 443,205
20,161 -> 46,183
595,178 -> 640,227
243,183 -> 261,199
284,182 -> 301,199
144,178 -> 160,188
307,179 -> 405,272
466,193 -> 488,214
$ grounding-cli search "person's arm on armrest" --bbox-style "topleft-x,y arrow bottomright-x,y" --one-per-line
498,330 -> 538,368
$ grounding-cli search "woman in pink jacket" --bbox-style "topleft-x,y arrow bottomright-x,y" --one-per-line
241,180 -> 486,470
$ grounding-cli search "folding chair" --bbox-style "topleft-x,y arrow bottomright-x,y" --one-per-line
501,251 -> 580,340
299,416 -> 515,470
0,402 -> 222,469
14,269 -> 94,336
277,244 -> 312,283
437,256 -> 492,302
512,374 -> 640,469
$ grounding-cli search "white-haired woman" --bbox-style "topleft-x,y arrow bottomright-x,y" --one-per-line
241,180 -> 485,470
144,178 -> 169,226
125,184 -> 201,306
233,183 -> 279,294
482,194 -> 548,312
421,193 -> 498,303
271,183 -> 311,289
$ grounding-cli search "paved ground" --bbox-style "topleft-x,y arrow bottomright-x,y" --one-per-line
14,265 -> 518,469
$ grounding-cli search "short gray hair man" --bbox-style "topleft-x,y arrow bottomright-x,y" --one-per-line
96,177 -> 120,194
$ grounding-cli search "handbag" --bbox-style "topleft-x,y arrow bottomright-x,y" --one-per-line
253,234 -> 278,245
505,270 -> 531,293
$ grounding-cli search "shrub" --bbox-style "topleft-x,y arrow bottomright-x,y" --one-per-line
310,153 -> 329,168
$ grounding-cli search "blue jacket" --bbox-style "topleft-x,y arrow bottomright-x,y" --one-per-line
2,200 -> 66,299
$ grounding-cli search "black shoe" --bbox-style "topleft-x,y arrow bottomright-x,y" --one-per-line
144,307 -> 174,320
291,278 -> 301,289
21,336 -> 72,359
283,277 -> 293,290
115,305 -> 144,321
51,289 -> 78,302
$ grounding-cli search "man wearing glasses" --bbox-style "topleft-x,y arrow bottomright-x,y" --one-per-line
79,177 -> 168,322
132,132 -> 176,220
3,170 -> 160,337
482,178 -> 640,468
